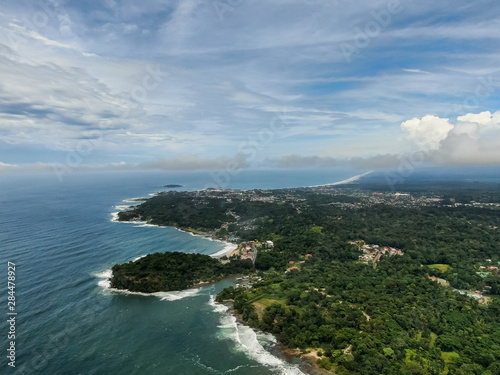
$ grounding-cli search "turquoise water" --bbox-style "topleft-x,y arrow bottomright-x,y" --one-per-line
0,168 -> 358,375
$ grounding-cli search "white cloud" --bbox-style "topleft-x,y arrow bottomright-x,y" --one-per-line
457,111 -> 500,128
402,69 -> 430,74
1,1 -> 500,170
401,115 -> 454,150
401,112 -> 500,165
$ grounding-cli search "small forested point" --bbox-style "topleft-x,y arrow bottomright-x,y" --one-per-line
110,251 -> 253,293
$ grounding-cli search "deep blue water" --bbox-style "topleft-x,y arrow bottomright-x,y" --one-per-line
0,168 -> 359,375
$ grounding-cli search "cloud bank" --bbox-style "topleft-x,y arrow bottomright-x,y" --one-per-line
1,1 -> 500,173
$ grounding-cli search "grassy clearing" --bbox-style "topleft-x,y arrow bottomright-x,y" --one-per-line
428,264 -> 451,272
252,298 -> 286,318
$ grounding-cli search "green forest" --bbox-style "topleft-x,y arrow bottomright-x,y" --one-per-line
118,179 -> 500,374
110,252 -> 253,293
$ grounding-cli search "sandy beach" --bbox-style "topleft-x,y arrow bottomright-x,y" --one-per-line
309,170 -> 373,188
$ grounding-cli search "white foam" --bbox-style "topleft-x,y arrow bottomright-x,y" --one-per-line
115,204 -> 131,211
95,269 -> 201,301
133,223 -> 159,228
110,211 -> 143,224
95,270 -> 113,289
122,198 -> 147,204
209,296 -> 305,374
109,196 -> 149,223
210,242 -> 238,258
209,295 -> 229,313
157,288 -> 201,301
111,197 -> 237,258
95,270 -> 113,279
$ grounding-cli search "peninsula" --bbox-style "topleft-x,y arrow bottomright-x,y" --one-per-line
116,176 -> 500,374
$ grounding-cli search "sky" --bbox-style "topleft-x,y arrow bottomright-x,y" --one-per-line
1,0 -> 500,175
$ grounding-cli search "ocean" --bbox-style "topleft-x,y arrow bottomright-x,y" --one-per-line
0,168 -> 359,375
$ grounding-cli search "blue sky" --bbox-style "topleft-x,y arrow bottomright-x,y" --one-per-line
1,0 -> 500,174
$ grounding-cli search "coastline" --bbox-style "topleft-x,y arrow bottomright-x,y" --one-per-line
208,298 -> 307,375
309,170 -> 373,188
220,303 -> 330,375
110,195 -> 237,258
95,268 -> 203,301
106,173 -> 366,373
110,169 -> 374,257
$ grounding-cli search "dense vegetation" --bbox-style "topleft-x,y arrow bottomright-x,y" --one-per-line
110,252 -> 253,293
218,259 -> 500,374
119,185 -> 500,291
117,177 -> 500,373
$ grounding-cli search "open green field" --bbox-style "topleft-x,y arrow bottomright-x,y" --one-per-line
428,264 -> 451,272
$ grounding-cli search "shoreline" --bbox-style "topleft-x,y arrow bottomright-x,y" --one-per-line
95,268 -> 203,301
222,304 -> 329,375
110,171 -> 373,257
110,196 -> 237,258
109,192 -> 328,374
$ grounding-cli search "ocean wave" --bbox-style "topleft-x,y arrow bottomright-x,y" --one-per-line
133,223 -> 160,228
114,204 -> 132,211
95,270 -> 113,289
209,295 -> 229,314
122,197 -> 147,204
208,296 -> 305,375
110,212 -> 145,224
95,269 -> 201,301
109,196 -> 149,223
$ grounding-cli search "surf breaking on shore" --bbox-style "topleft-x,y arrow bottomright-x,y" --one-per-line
110,195 -> 237,258
95,267 -> 201,301
208,296 -> 305,375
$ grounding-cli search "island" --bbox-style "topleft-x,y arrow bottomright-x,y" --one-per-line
116,174 -> 500,374
162,184 -> 184,188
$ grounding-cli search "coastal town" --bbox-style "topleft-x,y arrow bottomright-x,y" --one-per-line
221,240 -> 274,264
114,177 -> 500,375
182,184 -> 500,214
349,240 -> 404,264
